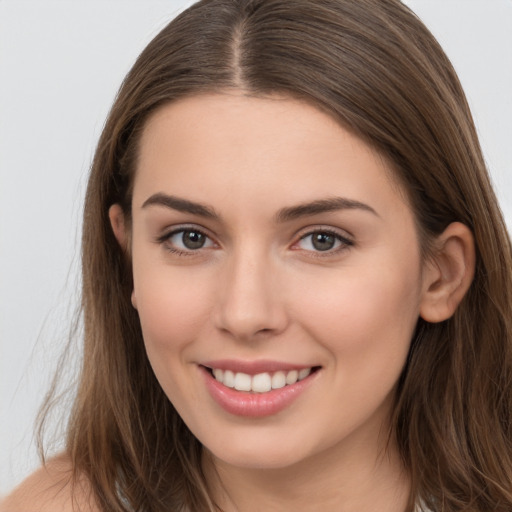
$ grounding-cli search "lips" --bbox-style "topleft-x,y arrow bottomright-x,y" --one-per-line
211,367 -> 312,393
200,360 -> 320,417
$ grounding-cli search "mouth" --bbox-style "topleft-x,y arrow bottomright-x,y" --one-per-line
203,366 -> 320,393
204,366 -> 320,393
200,363 -> 321,417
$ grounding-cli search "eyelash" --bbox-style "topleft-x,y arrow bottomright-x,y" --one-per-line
156,226 -> 354,257
294,228 -> 354,257
156,226 -> 214,257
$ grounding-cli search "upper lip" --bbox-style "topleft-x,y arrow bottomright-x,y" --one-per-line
200,359 -> 317,375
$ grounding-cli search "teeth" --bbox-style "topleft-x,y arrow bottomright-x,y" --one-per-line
285,370 -> 298,385
271,371 -> 286,389
223,370 -> 235,388
252,373 -> 272,393
211,367 -> 313,393
234,372 -> 252,391
299,368 -> 311,380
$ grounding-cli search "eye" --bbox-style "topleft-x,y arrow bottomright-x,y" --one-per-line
159,228 -> 215,253
296,230 -> 352,253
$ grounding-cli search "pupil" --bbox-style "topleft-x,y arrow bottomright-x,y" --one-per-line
183,231 -> 205,249
312,233 -> 335,251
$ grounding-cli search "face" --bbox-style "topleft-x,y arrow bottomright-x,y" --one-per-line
125,93 -> 428,471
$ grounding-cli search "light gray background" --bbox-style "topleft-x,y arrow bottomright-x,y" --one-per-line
1,0 -> 511,496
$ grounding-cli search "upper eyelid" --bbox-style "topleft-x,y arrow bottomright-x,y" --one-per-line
157,224 -> 215,240
294,225 -> 354,241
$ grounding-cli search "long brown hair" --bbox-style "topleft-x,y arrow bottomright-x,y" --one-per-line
41,0 -> 512,510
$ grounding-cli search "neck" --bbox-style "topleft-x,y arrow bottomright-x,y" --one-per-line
203,425 -> 411,512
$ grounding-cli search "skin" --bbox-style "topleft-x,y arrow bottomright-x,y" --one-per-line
110,92 -> 473,511
0,457 -> 98,512
1,92 -> 474,512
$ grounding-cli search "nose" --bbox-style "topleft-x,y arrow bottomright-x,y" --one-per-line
213,249 -> 289,341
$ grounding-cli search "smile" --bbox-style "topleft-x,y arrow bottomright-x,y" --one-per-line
210,368 -> 313,393
200,363 -> 320,417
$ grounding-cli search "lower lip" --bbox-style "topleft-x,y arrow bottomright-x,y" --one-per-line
200,366 -> 318,417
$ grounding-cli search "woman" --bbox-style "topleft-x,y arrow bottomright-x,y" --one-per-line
3,0 -> 512,510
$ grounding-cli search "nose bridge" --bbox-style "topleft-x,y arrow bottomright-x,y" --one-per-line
214,242 -> 287,339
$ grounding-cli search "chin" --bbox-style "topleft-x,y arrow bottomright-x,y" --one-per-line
199,425 -> 319,470
211,445 -> 309,470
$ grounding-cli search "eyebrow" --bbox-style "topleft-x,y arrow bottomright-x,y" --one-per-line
141,193 -> 378,222
142,193 -> 219,218
274,197 -> 379,223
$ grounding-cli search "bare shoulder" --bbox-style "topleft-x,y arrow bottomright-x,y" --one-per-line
0,456 -> 99,512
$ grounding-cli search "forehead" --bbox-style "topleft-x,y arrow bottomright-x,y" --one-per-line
133,92 -> 408,218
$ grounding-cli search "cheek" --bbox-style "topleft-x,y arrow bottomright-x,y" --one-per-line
132,262 -> 214,363
132,265 -> 217,411
298,261 -> 422,370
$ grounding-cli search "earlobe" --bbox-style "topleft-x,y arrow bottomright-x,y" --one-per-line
109,204 -> 127,248
419,222 -> 475,323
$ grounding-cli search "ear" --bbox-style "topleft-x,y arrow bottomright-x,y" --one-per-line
108,204 -> 137,309
109,204 -> 128,248
420,222 -> 475,323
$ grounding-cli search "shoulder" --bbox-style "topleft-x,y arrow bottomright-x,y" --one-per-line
0,456 -> 99,512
